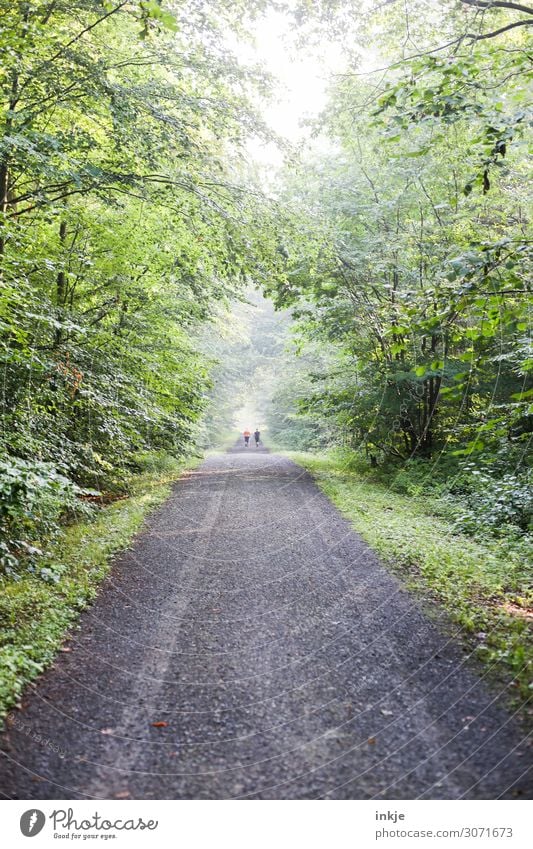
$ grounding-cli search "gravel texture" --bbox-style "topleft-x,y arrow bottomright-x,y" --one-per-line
0,448 -> 530,799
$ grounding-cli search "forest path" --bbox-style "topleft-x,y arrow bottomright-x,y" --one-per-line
0,449 -> 530,799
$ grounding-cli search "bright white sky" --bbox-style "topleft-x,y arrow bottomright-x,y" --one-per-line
238,8 -> 349,167
254,11 -> 344,138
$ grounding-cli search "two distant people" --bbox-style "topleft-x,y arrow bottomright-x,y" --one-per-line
243,428 -> 261,448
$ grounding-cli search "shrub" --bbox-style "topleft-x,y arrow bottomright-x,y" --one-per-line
450,471 -> 532,537
0,456 -> 96,579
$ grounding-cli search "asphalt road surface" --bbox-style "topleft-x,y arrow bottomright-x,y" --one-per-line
0,447 -> 530,799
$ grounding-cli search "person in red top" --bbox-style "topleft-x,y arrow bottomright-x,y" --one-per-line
243,429 -> 251,447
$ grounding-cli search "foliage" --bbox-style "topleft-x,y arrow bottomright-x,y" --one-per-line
444,465 -> 533,537
337,446 -> 532,543
0,0 -> 290,573
267,1 -> 532,515
0,456 -> 96,578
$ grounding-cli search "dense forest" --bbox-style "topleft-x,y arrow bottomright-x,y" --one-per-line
0,0 -> 291,578
266,0 -> 532,546
0,1 -> 531,711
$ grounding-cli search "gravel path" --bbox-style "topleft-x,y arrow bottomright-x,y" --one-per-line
0,448 -> 530,799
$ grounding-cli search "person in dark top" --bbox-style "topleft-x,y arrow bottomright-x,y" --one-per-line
254,428 -> 261,447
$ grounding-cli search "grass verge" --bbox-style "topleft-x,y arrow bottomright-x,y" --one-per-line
0,452 -> 202,724
287,450 -> 532,709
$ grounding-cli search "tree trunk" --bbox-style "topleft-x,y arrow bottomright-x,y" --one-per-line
54,219 -> 68,347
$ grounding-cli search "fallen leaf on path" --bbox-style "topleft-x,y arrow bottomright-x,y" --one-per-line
114,790 -> 131,798
100,728 -> 114,735
367,737 -> 376,745
59,647 -> 72,653
151,721 -> 168,728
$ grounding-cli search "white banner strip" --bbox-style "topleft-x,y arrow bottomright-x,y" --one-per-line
2,799 -> 532,849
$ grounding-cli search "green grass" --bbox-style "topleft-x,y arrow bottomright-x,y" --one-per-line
287,450 -> 532,708
0,452 -> 202,723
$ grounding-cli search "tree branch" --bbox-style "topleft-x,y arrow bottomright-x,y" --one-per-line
465,19 -> 533,39
41,1 -> 59,26
41,1 -> 129,67
461,0 -> 533,14
17,2 -> 129,100
344,4 -> 533,78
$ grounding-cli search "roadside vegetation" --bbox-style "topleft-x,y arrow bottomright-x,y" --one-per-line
0,0 -> 293,586
285,450 -> 532,705
0,451 -> 200,721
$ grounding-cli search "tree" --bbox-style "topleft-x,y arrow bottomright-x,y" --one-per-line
0,0 -> 291,573
269,0 -> 532,463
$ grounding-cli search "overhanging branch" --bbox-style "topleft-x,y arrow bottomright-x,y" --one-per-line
461,1 -> 533,14
465,19 -> 533,39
